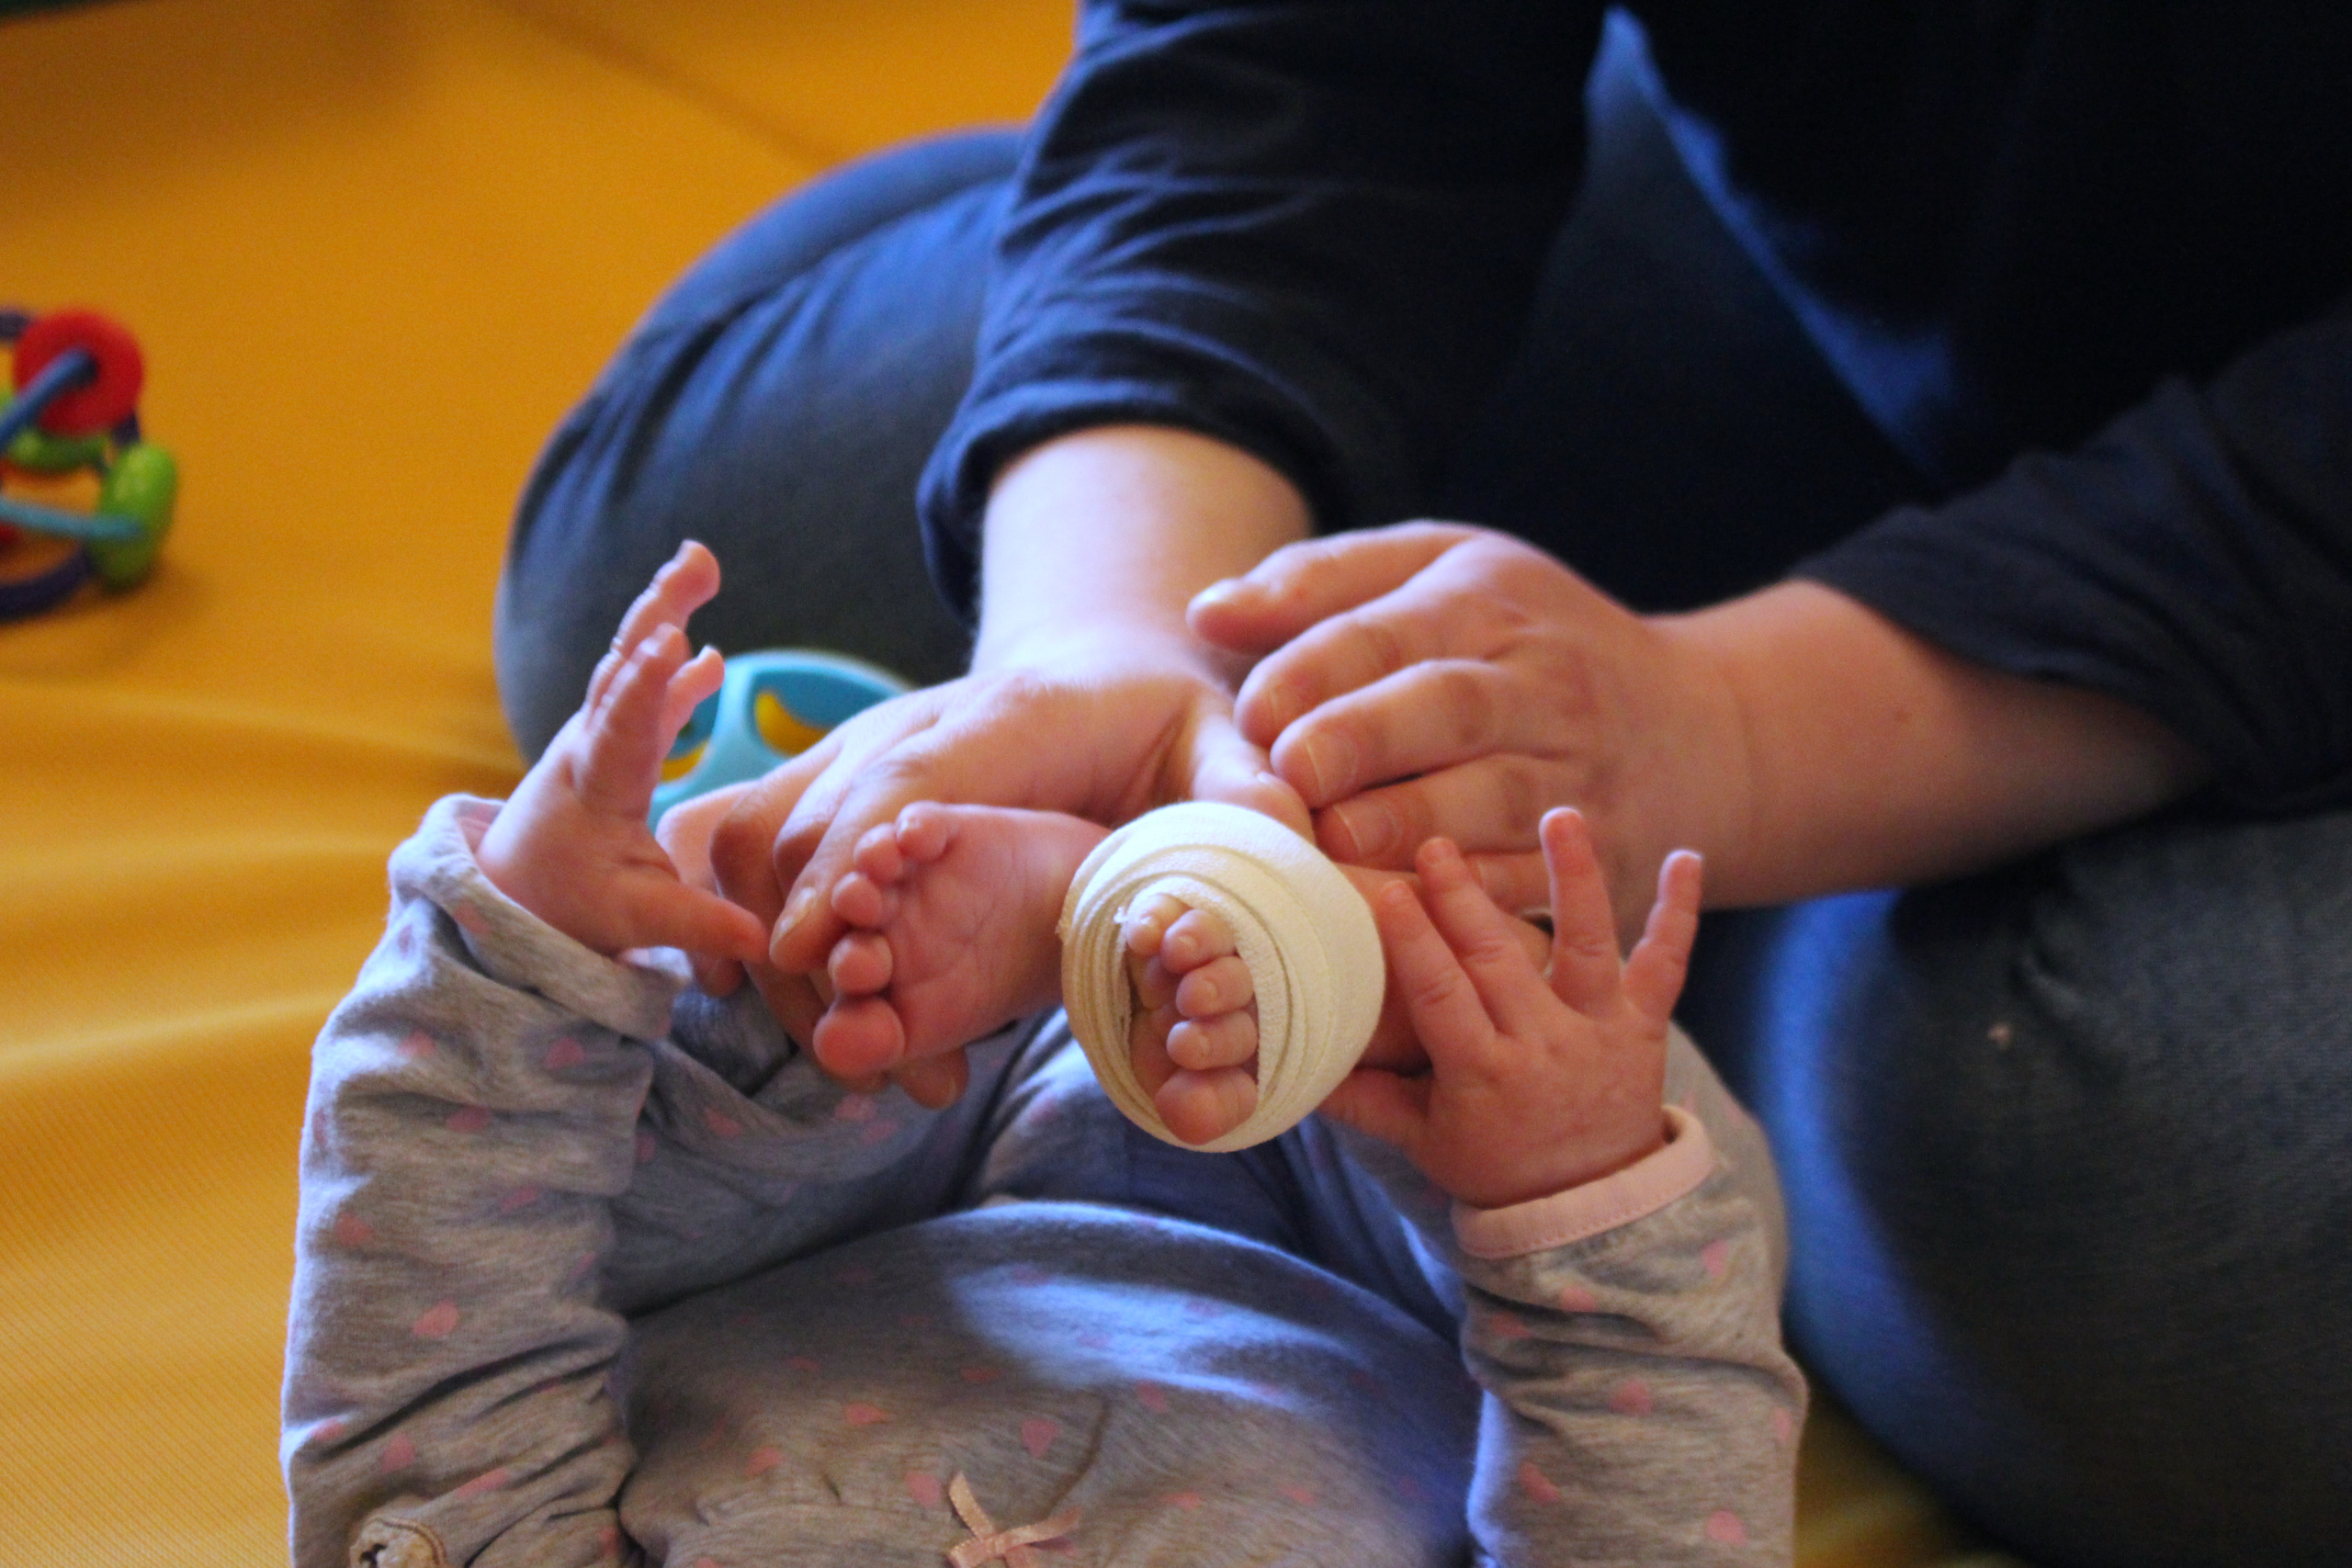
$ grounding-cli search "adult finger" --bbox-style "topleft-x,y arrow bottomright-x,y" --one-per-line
1266,659 -> 1560,811
1467,850 -> 1551,921
1228,570 -> 1497,750
658,779 -> 755,893
659,780 -> 759,996
1173,704 -> 1311,839
1332,863 -> 1427,1074
1315,1067 -> 1431,1159
891,1049 -> 969,1111
1312,752 -> 1566,867
1540,809 -> 1623,1016
1187,521 -> 1477,657
743,961 -> 825,1056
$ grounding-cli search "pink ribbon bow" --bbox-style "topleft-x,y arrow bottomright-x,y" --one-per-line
945,1472 -> 1080,1567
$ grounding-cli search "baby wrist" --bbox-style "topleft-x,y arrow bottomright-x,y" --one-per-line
1450,1106 -> 1713,1259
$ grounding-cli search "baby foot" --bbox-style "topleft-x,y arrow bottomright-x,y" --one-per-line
815,804 -> 1107,1079
1121,895 -> 1261,1145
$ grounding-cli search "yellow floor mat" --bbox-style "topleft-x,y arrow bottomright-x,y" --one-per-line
0,2 -> 2010,1562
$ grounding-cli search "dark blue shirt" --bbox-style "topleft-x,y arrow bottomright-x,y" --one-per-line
919,2 -> 2352,812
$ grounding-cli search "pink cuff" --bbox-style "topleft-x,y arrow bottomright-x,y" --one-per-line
1450,1106 -> 1714,1259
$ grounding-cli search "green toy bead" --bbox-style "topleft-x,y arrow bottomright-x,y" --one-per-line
85,442 -> 177,590
5,423 -> 108,474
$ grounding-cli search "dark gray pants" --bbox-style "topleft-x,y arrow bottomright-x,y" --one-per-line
493,32 -> 2352,1568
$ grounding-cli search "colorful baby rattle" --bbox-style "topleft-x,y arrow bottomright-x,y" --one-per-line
0,306 -> 177,621
649,649 -> 908,826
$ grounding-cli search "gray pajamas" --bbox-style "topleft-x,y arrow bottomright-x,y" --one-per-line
284,797 -> 1805,1567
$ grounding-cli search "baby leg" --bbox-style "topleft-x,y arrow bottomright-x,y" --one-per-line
1122,896 -> 1262,1145
818,804 -> 1107,1077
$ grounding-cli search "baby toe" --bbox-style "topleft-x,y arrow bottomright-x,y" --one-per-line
1130,953 -> 1180,1012
1159,908 -> 1237,973
1128,1004 -> 1182,1097
892,801 -> 957,863
812,996 -> 909,1078
1167,1012 -> 1258,1073
851,822 -> 908,885
1119,893 -> 1189,963
1174,954 -> 1254,1019
828,871 -> 895,930
826,929 -> 896,995
1156,1066 -> 1260,1146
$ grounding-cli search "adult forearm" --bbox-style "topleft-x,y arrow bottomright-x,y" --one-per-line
973,425 -> 1312,674
1671,581 -> 2214,905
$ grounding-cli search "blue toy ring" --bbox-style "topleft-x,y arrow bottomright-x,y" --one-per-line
650,649 -> 910,826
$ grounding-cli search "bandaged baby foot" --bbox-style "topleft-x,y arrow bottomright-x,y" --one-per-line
1121,892 -> 1262,1145
1062,801 -> 1383,1152
820,804 -> 1109,1078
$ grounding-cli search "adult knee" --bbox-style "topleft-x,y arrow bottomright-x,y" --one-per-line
495,132 -> 1017,757
1744,808 -> 2352,1568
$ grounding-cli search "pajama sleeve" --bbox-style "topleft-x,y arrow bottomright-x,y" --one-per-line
1339,1103 -> 1805,1567
282,795 -> 677,1568
280,796 -> 1001,1568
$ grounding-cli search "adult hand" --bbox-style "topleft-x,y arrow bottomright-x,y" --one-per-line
707,425 -> 1318,1093
1198,522 -> 2215,925
704,639 -> 1306,1046
1190,523 -> 1749,939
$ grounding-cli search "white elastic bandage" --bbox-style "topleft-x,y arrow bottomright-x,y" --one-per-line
1057,801 -> 1383,1152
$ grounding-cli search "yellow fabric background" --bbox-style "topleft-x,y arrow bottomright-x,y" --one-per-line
0,3 -> 2018,1562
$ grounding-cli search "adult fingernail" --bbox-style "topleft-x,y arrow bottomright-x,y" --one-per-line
1295,732 -> 1356,801
1329,800 -> 1397,861
778,886 -> 816,938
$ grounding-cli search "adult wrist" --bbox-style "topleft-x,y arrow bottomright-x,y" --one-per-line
970,424 -> 1311,674
970,615 -> 1217,681
1662,579 -> 2213,902
1611,605 -> 1764,915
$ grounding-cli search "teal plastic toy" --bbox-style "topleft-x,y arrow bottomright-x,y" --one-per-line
650,649 -> 909,826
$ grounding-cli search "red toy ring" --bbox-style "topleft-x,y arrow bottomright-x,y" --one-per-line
13,309 -> 144,436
